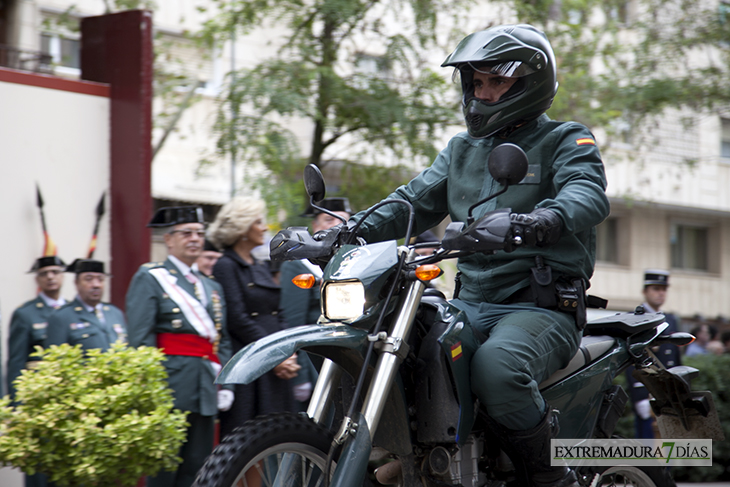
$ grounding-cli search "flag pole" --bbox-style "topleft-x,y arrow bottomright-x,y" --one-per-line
87,191 -> 106,259
36,184 -> 57,257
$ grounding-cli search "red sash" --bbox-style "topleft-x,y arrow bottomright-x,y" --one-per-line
157,333 -> 220,364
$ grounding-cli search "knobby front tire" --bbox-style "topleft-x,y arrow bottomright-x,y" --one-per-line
193,412 -> 334,487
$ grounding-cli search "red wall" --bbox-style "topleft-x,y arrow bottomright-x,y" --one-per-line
81,10 -> 154,307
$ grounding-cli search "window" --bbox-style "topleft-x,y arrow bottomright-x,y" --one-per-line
721,117 -> 730,159
670,224 -> 708,270
596,218 -> 618,263
41,33 -> 80,70
596,216 -> 629,265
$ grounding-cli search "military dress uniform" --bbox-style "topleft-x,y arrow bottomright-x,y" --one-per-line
126,256 -> 231,487
44,298 -> 127,351
7,296 -> 62,399
626,269 -> 681,438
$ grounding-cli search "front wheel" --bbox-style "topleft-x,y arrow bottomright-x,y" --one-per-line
590,465 -> 673,487
193,412 -> 334,487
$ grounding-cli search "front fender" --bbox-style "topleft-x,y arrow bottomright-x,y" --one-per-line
217,324 -> 369,385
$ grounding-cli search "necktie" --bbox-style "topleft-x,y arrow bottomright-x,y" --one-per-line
95,306 -> 106,324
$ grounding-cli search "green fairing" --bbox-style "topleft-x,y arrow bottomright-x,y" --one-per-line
437,303 -> 483,445
542,342 -> 628,439
216,324 -> 369,385
323,241 -> 399,306
541,324 -> 667,439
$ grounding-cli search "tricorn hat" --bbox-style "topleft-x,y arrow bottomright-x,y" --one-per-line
203,239 -> 219,252
66,258 -> 107,275
644,269 -> 670,287
301,197 -> 353,218
148,206 -> 205,227
28,256 -> 66,273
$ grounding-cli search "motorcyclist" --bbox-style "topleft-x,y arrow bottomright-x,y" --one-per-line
316,24 -> 609,487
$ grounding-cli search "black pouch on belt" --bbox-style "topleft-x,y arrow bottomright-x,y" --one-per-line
529,261 -> 557,309
555,278 -> 587,330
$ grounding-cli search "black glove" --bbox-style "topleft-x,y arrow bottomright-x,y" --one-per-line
312,219 -> 359,244
507,208 -> 562,250
309,220 -> 361,268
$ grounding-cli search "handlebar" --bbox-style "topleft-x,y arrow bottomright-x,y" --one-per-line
270,206 -> 521,265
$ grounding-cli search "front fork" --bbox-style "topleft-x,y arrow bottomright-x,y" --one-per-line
300,278 -> 425,487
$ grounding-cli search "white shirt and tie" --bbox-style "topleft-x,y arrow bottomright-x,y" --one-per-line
169,255 -> 207,306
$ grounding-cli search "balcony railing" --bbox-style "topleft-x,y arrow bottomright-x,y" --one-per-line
0,45 -> 54,74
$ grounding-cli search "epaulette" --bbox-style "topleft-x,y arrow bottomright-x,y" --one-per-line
142,262 -> 164,268
19,297 -> 43,310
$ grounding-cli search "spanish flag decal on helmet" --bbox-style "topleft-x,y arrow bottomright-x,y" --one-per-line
576,138 -> 596,146
451,342 -> 463,361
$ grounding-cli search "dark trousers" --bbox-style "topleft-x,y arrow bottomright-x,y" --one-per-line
634,415 -> 655,439
452,300 -> 581,431
25,473 -> 49,487
147,412 -> 214,487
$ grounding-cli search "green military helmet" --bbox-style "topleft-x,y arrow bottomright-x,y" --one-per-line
442,24 -> 558,138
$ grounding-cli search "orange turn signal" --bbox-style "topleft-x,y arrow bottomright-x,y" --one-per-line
292,273 -> 317,289
415,264 -> 442,282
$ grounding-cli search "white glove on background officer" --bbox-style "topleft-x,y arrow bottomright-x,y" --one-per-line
635,398 -> 652,420
218,389 -> 235,411
293,382 -> 313,402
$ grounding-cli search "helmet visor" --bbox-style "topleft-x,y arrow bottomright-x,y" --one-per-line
468,61 -> 535,78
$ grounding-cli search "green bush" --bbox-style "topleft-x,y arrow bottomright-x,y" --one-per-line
0,343 -> 188,487
613,354 -> 730,481
671,354 -> 730,482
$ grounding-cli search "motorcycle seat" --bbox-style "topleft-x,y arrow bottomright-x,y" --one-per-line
539,335 -> 615,390
583,310 -> 665,338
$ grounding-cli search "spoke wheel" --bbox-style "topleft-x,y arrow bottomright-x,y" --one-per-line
590,466 -> 659,487
193,412 -> 334,487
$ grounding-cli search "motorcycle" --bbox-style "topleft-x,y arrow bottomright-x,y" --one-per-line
193,144 -> 722,487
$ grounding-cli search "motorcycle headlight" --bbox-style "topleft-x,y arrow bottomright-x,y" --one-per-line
323,281 -> 365,321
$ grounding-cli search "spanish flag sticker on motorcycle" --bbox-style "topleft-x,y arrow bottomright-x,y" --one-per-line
451,342 -> 463,361
576,138 -> 596,146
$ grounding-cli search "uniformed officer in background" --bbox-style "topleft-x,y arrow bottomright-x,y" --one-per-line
125,206 -> 233,487
44,259 -> 127,351
195,239 -> 223,277
626,269 -> 681,438
7,256 -> 67,487
7,256 -> 67,400
279,198 -> 352,407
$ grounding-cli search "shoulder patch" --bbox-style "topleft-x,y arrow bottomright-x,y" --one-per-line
576,138 -> 596,146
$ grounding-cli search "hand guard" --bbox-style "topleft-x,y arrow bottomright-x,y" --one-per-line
507,208 -> 562,251
309,220 -> 362,267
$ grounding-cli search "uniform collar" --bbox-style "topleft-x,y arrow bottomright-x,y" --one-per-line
168,255 -> 195,277
642,302 -> 659,314
39,292 -> 66,309
76,296 -> 101,314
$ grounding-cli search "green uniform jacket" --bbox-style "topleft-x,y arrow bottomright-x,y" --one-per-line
44,297 -> 127,351
353,115 -> 610,304
279,260 -> 321,327
7,296 -> 59,399
125,258 -> 232,417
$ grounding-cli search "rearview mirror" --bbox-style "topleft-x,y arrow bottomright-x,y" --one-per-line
304,164 -> 326,202
488,143 -> 528,186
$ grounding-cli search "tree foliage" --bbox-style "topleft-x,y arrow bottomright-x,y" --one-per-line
196,0 -> 470,220
0,343 -> 187,487
197,0 -> 730,221
512,0 -> 730,143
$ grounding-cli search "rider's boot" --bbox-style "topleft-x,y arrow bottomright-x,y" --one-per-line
489,408 -> 579,487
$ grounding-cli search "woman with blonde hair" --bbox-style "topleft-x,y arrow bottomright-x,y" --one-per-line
208,196 -> 300,438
